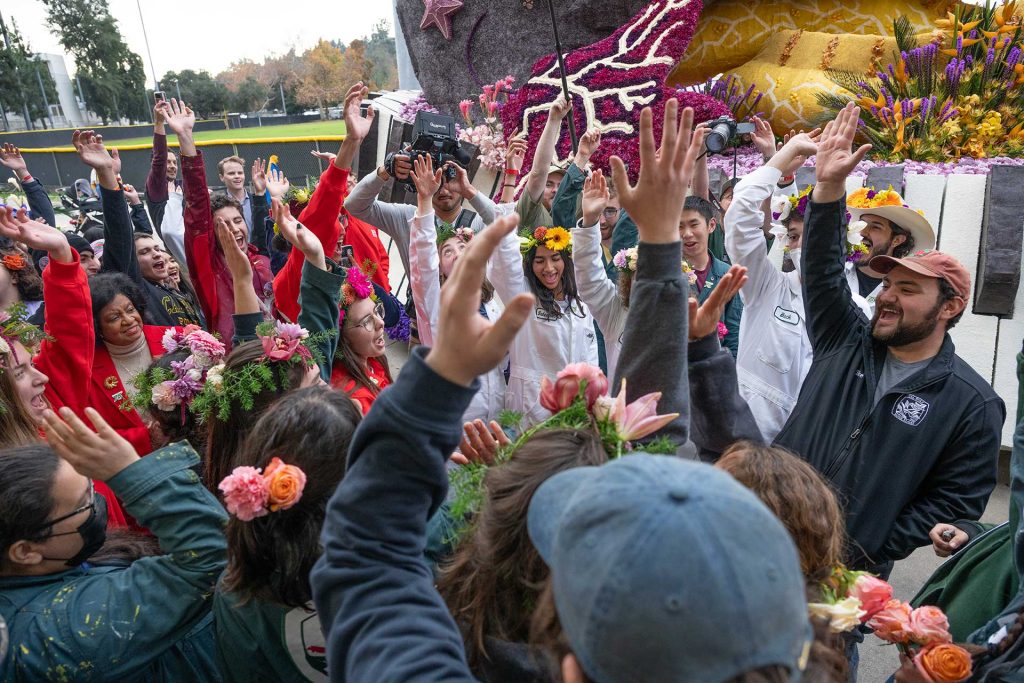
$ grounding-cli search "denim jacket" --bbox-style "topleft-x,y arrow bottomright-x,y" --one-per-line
0,443 -> 227,682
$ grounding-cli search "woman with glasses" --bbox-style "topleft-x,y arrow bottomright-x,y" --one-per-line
331,289 -> 392,416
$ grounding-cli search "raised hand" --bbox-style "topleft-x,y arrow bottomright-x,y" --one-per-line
0,205 -> 72,262
767,130 -> 820,177
164,98 -> 196,136
610,100 -> 709,244
505,136 -> 527,172
0,143 -> 28,175
310,149 -> 338,165
581,169 -> 609,227
457,419 -> 511,464
42,407 -> 140,481
214,215 -> 254,280
426,213 -> 534,387
266,168 -> 290,199
688,265 -> 747,341
72,130 -> 114,171
812,103 -> 871,201
110,147 -> 122,176
153,101 -> 167,126
412,155 -> 442,203
272,198 -> 325,270
750,116 -> 777,160
343,82 -> 374,141
122,183 -> 142,205
549,93 -> 571,121
251,158 -> 267,195
444,161 -> 475,199
574,128 -> 601,167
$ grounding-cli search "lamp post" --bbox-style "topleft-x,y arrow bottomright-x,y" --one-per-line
173,78 -> 182,101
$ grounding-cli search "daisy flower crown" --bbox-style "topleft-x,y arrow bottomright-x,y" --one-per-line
612,246 -> 698,286
448,364 -> 678,535
189,320 -> 335,423
519,226 -> 572,255
132,326 -> 227,414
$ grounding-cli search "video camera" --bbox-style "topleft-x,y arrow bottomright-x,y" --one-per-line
387,111 -> 472,192
704,116 -> 756,154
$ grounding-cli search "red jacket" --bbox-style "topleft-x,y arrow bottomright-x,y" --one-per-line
34,254 -> 129,527
182,151 -> 273,345
273,165 -> 392,323
330,357 -> 391,415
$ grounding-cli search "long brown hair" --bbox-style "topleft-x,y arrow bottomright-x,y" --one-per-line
0,348 -> 45,449
335,329 -> 392,402
437,429 -> 607,668
222,386 -> 360,607
204,340 -> 310,491
716,441 -> 845,583
0,246 -> 42,302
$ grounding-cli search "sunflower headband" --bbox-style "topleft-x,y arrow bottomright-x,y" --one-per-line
132,325 -> 227,414
519,226 -> 572,255
448,364 -> 678,531
189,320 -> 334,422
219,458 -> 307,521
612,246 -> 698,286
436,222 -> 474,248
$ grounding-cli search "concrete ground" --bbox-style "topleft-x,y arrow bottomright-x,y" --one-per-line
386,342 -> 1013,682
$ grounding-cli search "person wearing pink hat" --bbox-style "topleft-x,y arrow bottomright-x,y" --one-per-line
773,104 -> 1005,587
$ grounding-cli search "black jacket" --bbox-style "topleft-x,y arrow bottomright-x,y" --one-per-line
774,195 -> 1005,572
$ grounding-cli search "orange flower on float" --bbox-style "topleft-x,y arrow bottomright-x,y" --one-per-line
914,643 -> 972,683
894,59 -> 908,84
263,457 -> 307,512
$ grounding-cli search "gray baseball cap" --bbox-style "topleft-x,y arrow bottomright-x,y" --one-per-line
527,455 -> 811,683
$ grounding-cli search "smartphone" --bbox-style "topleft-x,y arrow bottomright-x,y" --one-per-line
340,245 -> 355,268
153,91 -> 165,103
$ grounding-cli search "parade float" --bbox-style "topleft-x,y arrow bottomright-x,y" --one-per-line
382,0 -> 1024,445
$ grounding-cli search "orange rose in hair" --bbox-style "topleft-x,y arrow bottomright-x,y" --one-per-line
263,457 -> 307,512
914,643 -> 972,683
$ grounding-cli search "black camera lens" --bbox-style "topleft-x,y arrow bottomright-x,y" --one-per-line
706,122 -> 733,153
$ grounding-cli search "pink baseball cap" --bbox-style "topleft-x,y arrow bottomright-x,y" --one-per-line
870,250 -> 971,299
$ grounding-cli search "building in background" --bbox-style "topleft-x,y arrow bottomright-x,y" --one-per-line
37,53 -> 86,127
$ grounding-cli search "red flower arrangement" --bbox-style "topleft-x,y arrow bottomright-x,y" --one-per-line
500,0 -> 725,183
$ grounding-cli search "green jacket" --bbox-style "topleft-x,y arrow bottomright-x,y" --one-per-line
0,443 -> 227,682
912,352 -> 1023,644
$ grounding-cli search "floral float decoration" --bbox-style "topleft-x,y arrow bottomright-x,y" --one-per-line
458,76 -> 516,172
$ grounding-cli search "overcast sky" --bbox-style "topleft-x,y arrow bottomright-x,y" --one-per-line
0,0 -> 395,82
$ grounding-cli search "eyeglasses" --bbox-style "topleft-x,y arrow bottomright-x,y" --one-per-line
37,481 -> 95,537
602,208 -> 620,218
348,302 -> 385,332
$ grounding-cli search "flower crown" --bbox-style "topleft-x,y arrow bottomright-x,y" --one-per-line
190,320 -> 334,422
436,222 -> 474,248
0,302 -> 49,362
448,364 -> 678,526
519,226 -> 571,254
770,185 -> 814,223
847,186 -> 908,211
132,325 -> 227,413
612,246 -> 698,286
1,253 -> 27,272
219,457 -> 307,521
340,262 -> 378,320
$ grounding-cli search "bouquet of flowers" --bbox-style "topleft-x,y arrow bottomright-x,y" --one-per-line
809,565 -> 972,682
458,76 -> 516,172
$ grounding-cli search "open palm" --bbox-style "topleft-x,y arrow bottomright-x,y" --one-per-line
72,130 -> 114,170
0,206 -> 69,256
344,83 -> 374,140
164,98 -> 195,136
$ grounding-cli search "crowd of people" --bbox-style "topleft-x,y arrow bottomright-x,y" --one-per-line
0,76 -> 1021,682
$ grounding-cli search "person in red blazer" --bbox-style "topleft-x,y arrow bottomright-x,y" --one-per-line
0,206 -> 129,527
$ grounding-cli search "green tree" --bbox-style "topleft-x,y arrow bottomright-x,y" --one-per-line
41,0 -> 148,124
364,20 -> 398,90
0,17 -> 58,129
160,69 -> 230,118
229,77 -> 268,113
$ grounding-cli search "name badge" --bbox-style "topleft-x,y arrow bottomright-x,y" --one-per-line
773,306 -> 799,326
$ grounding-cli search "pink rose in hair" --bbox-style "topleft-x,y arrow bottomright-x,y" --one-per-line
850,574 -> 893,622
219,466 -> 270,521
540,363 -> 608,413
151,381 -> 179,412
184,330 -> 226,367
867,599 -> 913,644
908,606 -> 953,645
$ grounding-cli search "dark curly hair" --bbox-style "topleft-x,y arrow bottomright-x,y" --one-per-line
88,272 -> 147,344
210,194 -> 243,216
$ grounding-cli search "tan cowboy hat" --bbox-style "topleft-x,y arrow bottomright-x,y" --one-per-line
847,205 -> 936,252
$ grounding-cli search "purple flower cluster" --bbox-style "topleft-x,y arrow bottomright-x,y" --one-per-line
398,95 -> 440,124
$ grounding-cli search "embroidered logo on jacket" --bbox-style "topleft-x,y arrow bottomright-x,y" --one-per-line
893,394 -> 930,426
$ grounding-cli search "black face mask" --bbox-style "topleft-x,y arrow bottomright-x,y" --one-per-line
41,494 -> 108,567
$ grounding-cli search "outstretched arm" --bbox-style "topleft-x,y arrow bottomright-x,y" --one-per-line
525,95 -> 570,202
